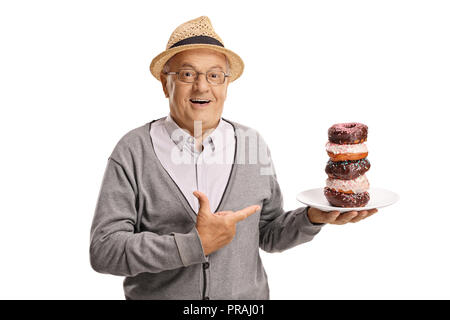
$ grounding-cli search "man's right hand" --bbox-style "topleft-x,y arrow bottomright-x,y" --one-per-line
193,191 -> 261,256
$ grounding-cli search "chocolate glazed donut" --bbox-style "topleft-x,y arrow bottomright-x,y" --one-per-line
328,123 -> 368,145
325,158 -> 371,180
324,187 -> 370,207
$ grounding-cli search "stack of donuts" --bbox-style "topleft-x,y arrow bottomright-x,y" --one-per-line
324,123 -> 371,207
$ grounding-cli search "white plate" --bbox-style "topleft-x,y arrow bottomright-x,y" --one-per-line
296,187 -> 399,212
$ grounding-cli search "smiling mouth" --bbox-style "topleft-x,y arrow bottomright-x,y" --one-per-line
190,99 -> 212,105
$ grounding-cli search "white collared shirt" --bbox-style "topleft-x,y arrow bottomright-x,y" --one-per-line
149,114 -> 236,213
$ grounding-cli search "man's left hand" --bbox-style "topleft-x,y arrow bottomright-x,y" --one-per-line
307,207 -> 378,225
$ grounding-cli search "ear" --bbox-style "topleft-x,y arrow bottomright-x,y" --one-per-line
160,73 -> 169,98
222,78 -> 229,100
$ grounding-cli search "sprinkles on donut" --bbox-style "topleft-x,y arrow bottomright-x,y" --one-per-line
328,122 -> 368,145
324,122 -> 371,208
325,158 -> 371,180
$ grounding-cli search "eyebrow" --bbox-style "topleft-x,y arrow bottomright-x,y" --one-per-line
180,63 -> 224,70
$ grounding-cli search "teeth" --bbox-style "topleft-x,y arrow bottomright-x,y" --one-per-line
191,99 -> 210,102
190,99 -> 211,104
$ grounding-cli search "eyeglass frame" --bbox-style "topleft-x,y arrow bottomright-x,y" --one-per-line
162,69 -> 230,85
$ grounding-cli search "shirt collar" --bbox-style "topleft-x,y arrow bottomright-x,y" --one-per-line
164,114 -> 225,153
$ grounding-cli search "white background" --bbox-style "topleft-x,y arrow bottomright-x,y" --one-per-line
1,0 -> 449,299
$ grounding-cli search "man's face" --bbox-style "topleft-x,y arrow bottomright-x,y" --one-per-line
160,48 -> 229,136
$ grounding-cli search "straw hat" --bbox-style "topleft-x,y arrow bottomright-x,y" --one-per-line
150,16 -> 244,82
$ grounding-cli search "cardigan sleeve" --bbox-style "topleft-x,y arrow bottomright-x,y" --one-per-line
258,147 -> 324,253
89,157 -> 207,277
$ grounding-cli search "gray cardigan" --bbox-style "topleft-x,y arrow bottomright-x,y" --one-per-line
89,118 -> 323,299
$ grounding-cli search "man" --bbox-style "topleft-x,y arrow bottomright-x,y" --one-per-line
89,16 -> 377,300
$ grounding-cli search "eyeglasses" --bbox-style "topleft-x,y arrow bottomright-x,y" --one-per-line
163,69 -> 230,85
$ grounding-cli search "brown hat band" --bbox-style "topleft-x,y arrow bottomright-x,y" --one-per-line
169,35 -> 224,49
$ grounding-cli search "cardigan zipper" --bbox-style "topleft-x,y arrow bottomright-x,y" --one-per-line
196,151 -> 208,299
202,261 -> 207,299
147,118 -> 238,300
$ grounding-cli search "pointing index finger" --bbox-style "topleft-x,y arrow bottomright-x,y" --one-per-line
231,205 -> 261,223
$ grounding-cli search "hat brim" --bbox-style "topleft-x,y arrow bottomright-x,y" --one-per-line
150,44 -> 244,82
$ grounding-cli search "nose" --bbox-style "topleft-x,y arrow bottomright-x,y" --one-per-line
192,73 -> 210,92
